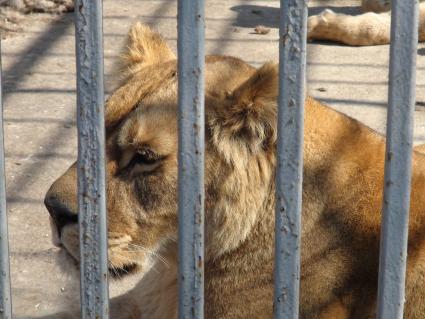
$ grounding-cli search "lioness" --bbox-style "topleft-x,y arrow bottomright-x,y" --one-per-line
36,24 -> 425,319
308,0 -> 425,45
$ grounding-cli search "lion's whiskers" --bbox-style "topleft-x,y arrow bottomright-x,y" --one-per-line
108,253 -> 136,279
126,243 -> 170,267
108,260 -> 123,279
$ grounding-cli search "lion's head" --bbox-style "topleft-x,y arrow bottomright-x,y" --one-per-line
45,23 -> 279,276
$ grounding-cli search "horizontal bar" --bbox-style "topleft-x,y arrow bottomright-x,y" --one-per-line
0,39 -> 12,319
274,0 -> 308,318
74,1 -> 109,318
177,0 -> 205,318
376,0 -> 419,319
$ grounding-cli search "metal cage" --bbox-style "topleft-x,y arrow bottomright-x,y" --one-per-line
0,0 -> 420,318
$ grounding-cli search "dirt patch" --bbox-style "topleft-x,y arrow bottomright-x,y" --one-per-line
1,0 -> 73,36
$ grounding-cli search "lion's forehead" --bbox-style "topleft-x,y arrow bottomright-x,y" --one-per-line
118,108 -> 178,156
111,56 -> 255,152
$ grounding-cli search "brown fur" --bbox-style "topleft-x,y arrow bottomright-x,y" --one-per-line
37,24 -> 425,319
308,1 -> 425,46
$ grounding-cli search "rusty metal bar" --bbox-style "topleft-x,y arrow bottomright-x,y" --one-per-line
0,39 -> 12,319
177,0 -> 205,318
376,1 -> 419,319
74,0 -> 109,318
274,0 -> 308,318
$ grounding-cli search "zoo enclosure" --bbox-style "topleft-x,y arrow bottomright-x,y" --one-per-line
0,0 -> 420,319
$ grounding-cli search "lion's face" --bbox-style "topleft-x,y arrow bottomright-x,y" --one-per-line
45,64 -> 180,275
45,23 -> 279,276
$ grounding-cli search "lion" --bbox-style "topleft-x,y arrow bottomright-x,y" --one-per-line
308,0 -> 425,45
29,23 -> 425,319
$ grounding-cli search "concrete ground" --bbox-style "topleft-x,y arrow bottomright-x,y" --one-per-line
1,0 -> 425,316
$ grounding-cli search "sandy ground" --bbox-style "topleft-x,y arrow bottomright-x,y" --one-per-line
1,0 -> 425,316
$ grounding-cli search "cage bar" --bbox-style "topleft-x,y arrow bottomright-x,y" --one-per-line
0,40 -> 12,319
177,0 -> 205,318
376,1 -> 419,319
74,1 -> 109,318
274,0 -> 308,318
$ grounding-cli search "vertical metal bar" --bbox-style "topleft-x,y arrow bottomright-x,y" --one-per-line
376,1 -> 419,319
177,0 -> 205,318
0,40 -> 12,319
74,1 -> 109,318
274,0 -> 308,318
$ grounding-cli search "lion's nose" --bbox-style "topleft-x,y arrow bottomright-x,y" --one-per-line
44,196 -> 78,235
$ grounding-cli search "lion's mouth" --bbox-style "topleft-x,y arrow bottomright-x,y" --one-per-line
49,220 -> 140,278
109,263 -> 138,278
49,217 -> 142,278
58,241 -> 139,278
57,245 -> 138,277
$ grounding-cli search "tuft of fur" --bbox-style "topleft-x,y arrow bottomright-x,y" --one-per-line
120,23 -> 176,78
208,62 -> 278,166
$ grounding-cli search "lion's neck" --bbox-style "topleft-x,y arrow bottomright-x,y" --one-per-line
303,97 -> 383,172
204,98 -> 388,267
204,183 -> 276,317
198,99 -> 425,318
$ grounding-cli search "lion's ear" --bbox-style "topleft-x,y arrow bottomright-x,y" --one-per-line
121,22 -> 176,73
209,63 -> 278,161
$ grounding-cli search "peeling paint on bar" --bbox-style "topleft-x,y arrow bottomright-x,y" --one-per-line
376,1 -> 419,319
74,1 -> 109,318
0,40 -> 12,319
274,0 -> 308,318
177,0 -> 205,318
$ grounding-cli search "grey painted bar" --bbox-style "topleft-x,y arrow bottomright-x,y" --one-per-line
376,1 -> 419,319
0,40 -> 12,319
177,0 -> 205,318
74,1 -> 109,318
274,0 -> 308,318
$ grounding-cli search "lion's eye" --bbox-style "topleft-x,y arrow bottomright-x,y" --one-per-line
124,148 -> 163,175
119,147 -> 164,175
132,149 -> 159,165
131,149 -> 158,166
